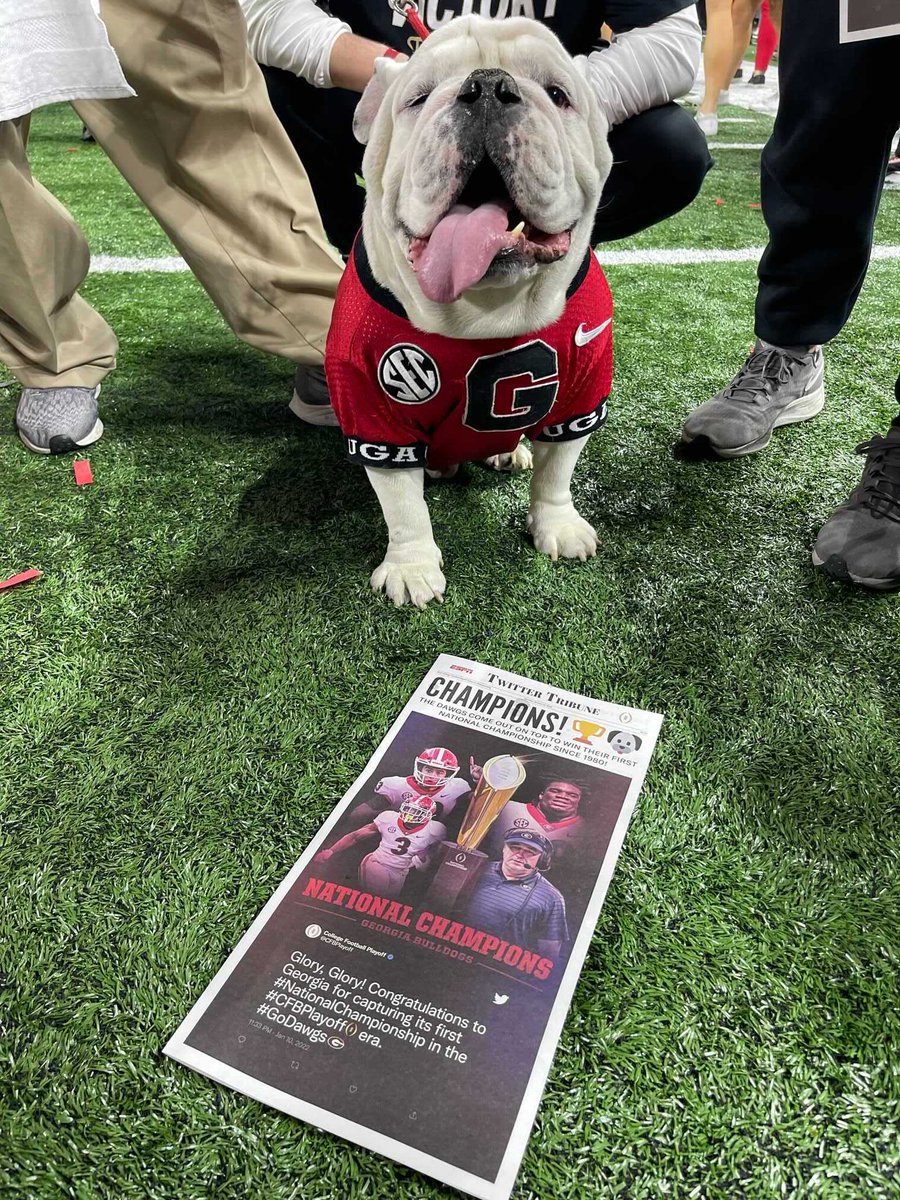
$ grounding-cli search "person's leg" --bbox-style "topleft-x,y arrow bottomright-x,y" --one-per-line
755,12 -> 899,348
751,0 -> 777,80
683,2 -> 900,588
592,104 -> 713,243
0,116 -> 116,388
698,0 -> 735,127
683,6 -> 900,457
75,0 -> 344,368
811,371 -> 900,590
0,115 -> 116,452
726,0 -> 757,90
261,67 -> 364,258
768,0 -> 782,37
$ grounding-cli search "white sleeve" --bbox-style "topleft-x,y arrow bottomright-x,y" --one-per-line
585,6 -> 701,129
239,0 -> 351,88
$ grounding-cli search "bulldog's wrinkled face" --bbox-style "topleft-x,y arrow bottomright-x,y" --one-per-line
355,16 -> 610,307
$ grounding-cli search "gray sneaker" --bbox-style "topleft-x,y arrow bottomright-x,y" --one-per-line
16,385 -> 103,454
811,426 -> 900,592
681,340 -> 825,457
288,365 -> 338,427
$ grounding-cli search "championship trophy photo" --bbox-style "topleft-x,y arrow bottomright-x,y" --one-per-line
424,754 -> 527,910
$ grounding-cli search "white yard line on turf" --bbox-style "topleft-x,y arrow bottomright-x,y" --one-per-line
600,246 -> 900,266
90,255 -> 191,272
90,245 -> 900,274
707,142 -> 767,150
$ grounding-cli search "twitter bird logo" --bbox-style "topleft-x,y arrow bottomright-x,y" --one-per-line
493,994 -> 509,1005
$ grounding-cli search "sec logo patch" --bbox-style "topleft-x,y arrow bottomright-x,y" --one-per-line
378,343 -> 440,404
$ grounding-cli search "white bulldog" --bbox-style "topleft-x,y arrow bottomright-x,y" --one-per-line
325,15 -> 613,607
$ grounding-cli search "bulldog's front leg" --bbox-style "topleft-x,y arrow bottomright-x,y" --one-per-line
365,467 -> 446,607
527,436 -> 597,561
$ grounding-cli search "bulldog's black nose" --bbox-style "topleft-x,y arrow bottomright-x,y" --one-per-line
457,69 -> 522,107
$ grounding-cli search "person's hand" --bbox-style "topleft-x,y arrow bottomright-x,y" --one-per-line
329,33 -> 408,92
315,848 -> 333,863
469,756 -> 483,784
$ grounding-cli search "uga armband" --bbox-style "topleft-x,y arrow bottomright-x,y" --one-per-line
534,398 -> 608,442
345,437 -> 428,468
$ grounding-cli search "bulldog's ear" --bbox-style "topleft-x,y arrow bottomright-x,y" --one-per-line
353,56 -> 408,145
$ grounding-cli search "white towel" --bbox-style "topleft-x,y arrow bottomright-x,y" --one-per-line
0,0 -> 134,122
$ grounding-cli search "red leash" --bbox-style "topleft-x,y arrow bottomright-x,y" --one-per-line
389,0 -> 430,44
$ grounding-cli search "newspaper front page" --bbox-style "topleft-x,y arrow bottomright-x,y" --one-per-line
165,656 -> 663,1199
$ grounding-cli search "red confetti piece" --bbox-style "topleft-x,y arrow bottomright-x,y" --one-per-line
0,569 -> 42,591
749,202 -> 762,209
74,459 -> 94,486
715,197 -> 725,206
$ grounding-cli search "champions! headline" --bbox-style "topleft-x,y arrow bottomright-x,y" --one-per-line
425,675 -> 569,735
303,878 -> 554,981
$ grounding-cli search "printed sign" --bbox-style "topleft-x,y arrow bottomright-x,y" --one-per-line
840,0 -> 900,41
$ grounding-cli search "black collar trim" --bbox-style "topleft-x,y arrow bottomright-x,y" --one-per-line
354,235 -> 408,318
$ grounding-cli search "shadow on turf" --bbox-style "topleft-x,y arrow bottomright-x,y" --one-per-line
104,347 -> 895,609
105,348 -> 301,440
672,436 -> 730,462
162,418 -> 533,602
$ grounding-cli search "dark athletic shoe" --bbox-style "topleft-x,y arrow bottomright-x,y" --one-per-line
16,385 -> 103,454
289,365 -> 338,427
748,71 -> 766,85
812,427 -> 900,592
681,339 -> 825,458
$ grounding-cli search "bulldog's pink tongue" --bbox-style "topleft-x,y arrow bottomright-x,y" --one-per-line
415,202 -> 510,303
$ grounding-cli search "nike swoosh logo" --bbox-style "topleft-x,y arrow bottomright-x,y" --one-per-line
574,318 -> 612,347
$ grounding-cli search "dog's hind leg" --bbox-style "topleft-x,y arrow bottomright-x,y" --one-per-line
527,436 -> 597,562
365,466 -> 447,607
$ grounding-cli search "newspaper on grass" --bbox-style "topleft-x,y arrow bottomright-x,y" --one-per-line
165,655 -> 663,1200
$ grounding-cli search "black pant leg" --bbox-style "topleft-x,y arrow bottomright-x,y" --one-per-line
755,2 -> 900,346
592,102 -> 713,243
262,66 -> 365,256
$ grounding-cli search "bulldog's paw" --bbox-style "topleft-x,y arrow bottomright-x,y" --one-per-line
527,505 -> 597,562
371,551 -> 446,608
483,442 -> 533,474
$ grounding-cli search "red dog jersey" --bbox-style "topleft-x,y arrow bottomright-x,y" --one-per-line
325,238 -> 613,474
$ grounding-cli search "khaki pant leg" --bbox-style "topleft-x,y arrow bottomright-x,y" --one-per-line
76,0 -> 344,366
0,116 -> 117,388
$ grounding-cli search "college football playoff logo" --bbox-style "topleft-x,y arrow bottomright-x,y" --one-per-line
378,343 -> 440,404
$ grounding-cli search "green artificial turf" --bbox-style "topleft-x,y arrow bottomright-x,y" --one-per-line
2,105 -> 899,1200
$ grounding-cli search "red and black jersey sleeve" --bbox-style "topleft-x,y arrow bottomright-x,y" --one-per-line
529,251 -> 613,444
